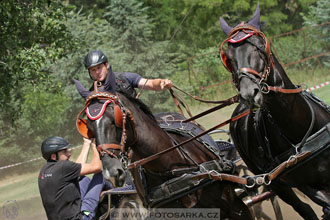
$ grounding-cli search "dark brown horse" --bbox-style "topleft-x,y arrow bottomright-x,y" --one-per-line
220,4 -> 330,220
74,80 -> 253,219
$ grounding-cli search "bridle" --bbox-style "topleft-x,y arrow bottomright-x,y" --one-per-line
76,86 -> 137,161
219,24 -> 302,94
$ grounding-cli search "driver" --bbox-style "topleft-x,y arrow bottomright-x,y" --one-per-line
38,136 -> 111,220
83,50 -> 173,96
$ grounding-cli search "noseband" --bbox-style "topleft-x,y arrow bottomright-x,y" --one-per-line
220,24 -> 302,94
76,89 -> 137,158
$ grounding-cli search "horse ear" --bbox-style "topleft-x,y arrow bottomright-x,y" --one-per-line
220,17 -> 232,36
247,3 -> 260,30
74,79 -> 91,100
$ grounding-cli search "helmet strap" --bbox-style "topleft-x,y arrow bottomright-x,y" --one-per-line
89,72 -> 94,80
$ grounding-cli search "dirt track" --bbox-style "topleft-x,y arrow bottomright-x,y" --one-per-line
2,191 -> 322,220
256,190 -> 322,219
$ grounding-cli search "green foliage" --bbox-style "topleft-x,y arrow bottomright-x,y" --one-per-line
21,86 -> 70,134
0,0 -> 79,164
302,0 -> 330,25
301,0 -> 330,66
0,0 -> 75,113
68,0 -> 109,17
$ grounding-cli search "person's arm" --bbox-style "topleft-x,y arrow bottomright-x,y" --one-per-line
76,138 -> 102,176
75,137 -> 91,164
138,78 -> 173,91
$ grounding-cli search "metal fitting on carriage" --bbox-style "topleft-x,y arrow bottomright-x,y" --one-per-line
245,176 -> 256,188
192,179 -> 202,186
242,196 -> 254,207
286,154 -> 298,168
208,170 -> 222,181
255,174 -> 271,186
245,174 -> 271,187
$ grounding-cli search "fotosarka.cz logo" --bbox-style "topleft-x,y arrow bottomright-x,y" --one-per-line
110,208 -> 221,220
2,200 -> 19,219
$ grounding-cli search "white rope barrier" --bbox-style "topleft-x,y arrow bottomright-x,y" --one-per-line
306,80 -> 330,92
0,145 -> 82,170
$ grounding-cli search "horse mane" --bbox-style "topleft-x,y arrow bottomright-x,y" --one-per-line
118,91 -> 156,122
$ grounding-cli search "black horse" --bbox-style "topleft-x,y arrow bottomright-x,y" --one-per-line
74,80 -> 253,219
220,4 -> 330,220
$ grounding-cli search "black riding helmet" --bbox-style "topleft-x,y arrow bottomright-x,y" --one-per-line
41,136 -> 71,161
84,50 -> 108,69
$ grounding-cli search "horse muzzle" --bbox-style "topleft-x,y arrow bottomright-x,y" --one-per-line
238,75 -> 263,109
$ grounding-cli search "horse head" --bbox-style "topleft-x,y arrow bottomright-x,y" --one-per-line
74,79 -> 134,187
219,3 -> 297,110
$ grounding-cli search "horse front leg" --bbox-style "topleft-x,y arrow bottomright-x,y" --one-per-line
271,182 -> 318,220
298,185 -> 330,220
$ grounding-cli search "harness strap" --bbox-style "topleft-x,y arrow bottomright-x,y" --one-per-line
187,151 -> 311,188
240,67 -> 260,78
268,151 -> 311,181
97,144 -> 121,157
267,86 -> 303,94
191,171 -> 249,185
240,67 -> 303,94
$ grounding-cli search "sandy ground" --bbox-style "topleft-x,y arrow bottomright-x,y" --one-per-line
253,191 -> 322,220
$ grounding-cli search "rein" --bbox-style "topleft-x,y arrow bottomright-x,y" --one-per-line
169,84 -> 239,124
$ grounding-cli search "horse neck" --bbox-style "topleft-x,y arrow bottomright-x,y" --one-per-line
118,94 -> 174,161
271,55 -> 296,90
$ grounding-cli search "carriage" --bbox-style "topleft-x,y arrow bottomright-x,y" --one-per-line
73,3 -> 330,220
